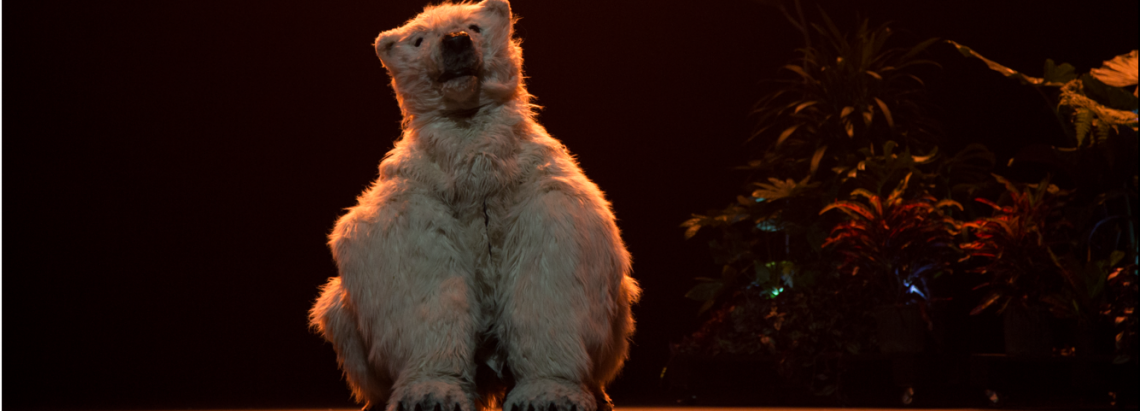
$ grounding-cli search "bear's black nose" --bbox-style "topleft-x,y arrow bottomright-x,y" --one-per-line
438,31 -> 478,83
442,31 -> 473,53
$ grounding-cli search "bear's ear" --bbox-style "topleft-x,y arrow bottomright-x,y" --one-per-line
374,29 -> 400,66
480,0 -> 512,25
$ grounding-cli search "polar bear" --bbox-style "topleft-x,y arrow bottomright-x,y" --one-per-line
309,1 -> 641,410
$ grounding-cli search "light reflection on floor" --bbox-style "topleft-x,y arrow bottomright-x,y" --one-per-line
142,405 -> 998,407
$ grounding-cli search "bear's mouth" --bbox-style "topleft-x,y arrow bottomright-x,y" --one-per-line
437,67 -> 477,83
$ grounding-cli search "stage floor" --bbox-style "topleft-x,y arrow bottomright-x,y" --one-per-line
147,405 -> 1012,407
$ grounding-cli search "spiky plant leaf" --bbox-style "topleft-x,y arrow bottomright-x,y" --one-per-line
820,201 -> 875,221
1074,108 -> 1094,147
809,145 -> 828,178
777,125 -> 800,146
874,97 -> 895,129
1095,118 -> 1112,146
947,40 -> 1045,85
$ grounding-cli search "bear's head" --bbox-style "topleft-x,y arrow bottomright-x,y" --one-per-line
374,0 -> 525,121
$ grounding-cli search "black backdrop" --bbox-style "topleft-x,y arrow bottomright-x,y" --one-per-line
4,0 -> 1137,409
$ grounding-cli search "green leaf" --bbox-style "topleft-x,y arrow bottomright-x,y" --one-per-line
816,7 -> 844,50
1081,73 -> 1139,111
681,216 -> 702,227
901,37 -> 941,61
941,144 -> 995,184
778,261 -> 796,278
783,64 -> 814,82
1074,108 -> 1093,147
850,188 -> 877,202
753,177 -> 815,201
1085,260 -> 1106,299
721,264 -> 739,282
902,73 -> 927,86
794,101 -> 818,114
934,199 -> 964,211
971,292 -> 1002,315
685,281 -> 723,302
887,172 -> 912,204
912,146 -> 938,163
809,145 -> 827,178
992,173 -> 1020,195
882,140 -> 898,155
1109,250 -> 1126,267
874,97 -> 895,129
755,261 -> 772,284
684,224 -> 701,240
820,200 -> 875,220
947,40 -> 1045,85
1095,119 -> 1112,145
1042,59 -> 1077,85
699,299 -> 716,314
777,125 -> 800,146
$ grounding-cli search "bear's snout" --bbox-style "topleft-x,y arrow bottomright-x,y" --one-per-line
443,31 -> 473,52
438,31 -> 478,83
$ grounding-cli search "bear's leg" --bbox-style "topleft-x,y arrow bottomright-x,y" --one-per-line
311,276 -> 392,407
384,274 -> 479,411
496,190 -> 634,411
331,193 -> 481,411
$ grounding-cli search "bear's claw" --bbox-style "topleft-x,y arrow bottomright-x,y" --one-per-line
509,404 -> 585,411
392,399 -> 466,411
387,380 -> 473,411
502,380 -> 601,411
395,401 -> 462,411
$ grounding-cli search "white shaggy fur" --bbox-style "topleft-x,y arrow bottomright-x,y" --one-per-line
309,1 -> 640,410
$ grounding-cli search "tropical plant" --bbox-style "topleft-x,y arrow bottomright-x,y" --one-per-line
748,12 -> 941,183
680,166 -> 822,313
947,43 -> 1138,145
820,172 -> 962,306
948,43 -> 1138,255
1050,249 -> 1131,319
676,270 -> 882,398
961,175 -> 1074,316
1104,262 -> 1138,363
681,8 -> 944,316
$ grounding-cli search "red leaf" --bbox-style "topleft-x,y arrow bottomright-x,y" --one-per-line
971,293 -> 1002,315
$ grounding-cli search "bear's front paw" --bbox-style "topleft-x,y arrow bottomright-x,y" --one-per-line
387,380 -> 473,411
504,380 -> 606,411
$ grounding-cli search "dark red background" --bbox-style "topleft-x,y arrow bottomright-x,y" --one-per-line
4,0 -> 1136,408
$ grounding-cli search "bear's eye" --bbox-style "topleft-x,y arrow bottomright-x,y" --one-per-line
413,37 -> 423,47
468,24 -> 481,34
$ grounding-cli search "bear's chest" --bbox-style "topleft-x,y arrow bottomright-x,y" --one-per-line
442,146 -> 520,200
437,153 -> 517,315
